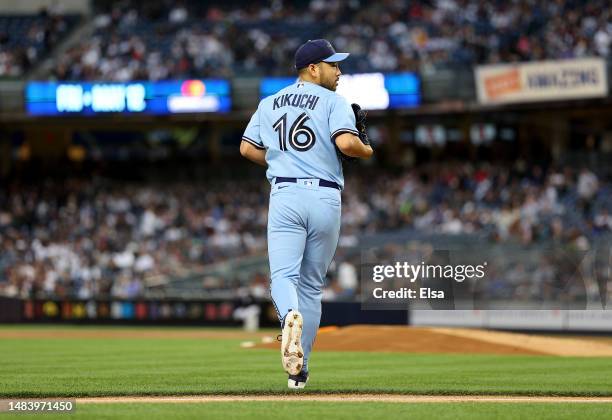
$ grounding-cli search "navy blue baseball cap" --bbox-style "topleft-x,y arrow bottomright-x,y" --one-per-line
294,39 -> 349,70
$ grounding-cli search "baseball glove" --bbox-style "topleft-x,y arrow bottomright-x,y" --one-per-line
336,103 -> 370,163
351,103 -> 370,146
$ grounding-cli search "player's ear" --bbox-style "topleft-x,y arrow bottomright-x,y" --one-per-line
309,63 -> 320,77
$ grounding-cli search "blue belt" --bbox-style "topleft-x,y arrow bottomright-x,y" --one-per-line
275,177 -> 340,190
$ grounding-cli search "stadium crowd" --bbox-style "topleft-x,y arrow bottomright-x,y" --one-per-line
0,8 -> 79,77
0,162 -> 610,301
1,0 -> 610,79
49,0 -> 612,81
353,238 -> 608,306
345,163 -> 610,245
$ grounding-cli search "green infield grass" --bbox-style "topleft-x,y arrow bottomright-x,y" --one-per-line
0,325 -> 611,398
3,402 -> 612,420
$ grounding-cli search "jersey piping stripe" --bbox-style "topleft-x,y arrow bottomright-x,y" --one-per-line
331,128 -> 359,140
242,136 -> 265,149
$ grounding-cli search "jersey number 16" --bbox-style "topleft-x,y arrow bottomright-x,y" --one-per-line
273,112 -> 316,152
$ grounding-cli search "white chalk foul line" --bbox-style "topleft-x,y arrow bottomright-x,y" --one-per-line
74,394 -> 612,404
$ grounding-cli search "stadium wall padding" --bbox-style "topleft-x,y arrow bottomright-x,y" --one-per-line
8,299 -> 408,327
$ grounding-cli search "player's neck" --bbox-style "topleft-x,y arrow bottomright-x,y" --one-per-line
298,77 -> 319,87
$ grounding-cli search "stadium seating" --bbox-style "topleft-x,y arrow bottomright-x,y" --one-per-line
49,0 -> 612,80
0,11 -> 80,77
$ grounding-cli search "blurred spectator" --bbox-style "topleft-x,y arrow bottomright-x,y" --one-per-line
577,168 -> 599,215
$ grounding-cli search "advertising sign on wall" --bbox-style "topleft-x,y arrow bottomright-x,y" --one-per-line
475,58 -> 608,104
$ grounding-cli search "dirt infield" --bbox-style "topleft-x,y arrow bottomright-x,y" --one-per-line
3,325 -> 612,357
256,325 -> 612,356
74,395 -> 612,404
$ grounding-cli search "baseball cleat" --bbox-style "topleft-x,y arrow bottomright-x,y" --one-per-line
288,370 -> 309,389
281,310 -> 304,375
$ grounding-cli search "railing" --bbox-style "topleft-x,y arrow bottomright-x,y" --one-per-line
152,230 -> 610,307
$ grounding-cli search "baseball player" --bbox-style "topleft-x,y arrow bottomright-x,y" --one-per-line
240,39 -> 373,389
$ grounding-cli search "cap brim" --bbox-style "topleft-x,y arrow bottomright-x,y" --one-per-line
322,52 -> 349,63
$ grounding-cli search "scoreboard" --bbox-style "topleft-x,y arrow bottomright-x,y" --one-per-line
260,72 -> 421,110
25,80 -> 231,116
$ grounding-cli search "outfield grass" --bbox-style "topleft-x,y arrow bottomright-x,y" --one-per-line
2,402 -> 612,420
0,326 -> 611,397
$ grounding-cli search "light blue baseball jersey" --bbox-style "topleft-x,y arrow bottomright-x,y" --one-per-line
242,80 -> 358,190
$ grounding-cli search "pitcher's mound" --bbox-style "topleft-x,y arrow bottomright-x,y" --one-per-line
256,325 -> 612,357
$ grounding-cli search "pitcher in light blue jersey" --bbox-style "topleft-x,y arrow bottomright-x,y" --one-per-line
240,39 -> 373,389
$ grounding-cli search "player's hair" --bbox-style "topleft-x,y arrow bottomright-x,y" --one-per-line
297,63 -> 321,75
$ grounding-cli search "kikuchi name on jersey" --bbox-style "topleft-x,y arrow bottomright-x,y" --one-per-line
273,94 -> 320,111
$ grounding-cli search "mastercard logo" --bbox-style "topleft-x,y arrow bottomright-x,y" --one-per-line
181,80 -> 206,97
